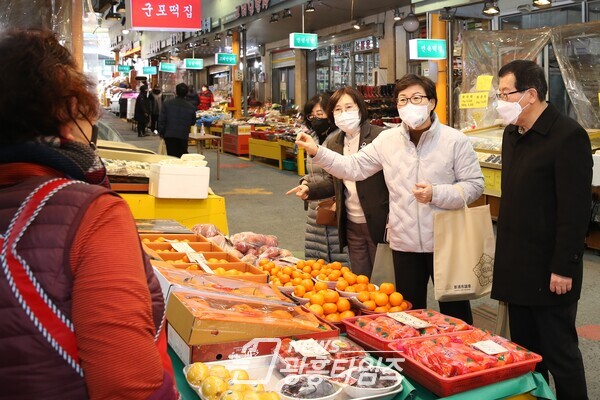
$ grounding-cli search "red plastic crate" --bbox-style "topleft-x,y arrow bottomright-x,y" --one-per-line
223,133 -> 249,155
388,332 -> 542,397
342,309 -> 472,357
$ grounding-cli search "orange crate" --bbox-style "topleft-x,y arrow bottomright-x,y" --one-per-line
206,262 -> 268,283
388,332 -> 542,397
143,242 -> 221,253
200,251 -> 242,263
223,133 -> 249,155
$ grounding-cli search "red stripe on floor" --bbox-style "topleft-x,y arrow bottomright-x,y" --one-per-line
577,325 -> 600,341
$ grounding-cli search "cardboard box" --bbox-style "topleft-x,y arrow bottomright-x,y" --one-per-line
149,164 -> 210,199
167,292 -> 335,346
168,319 -> 339,364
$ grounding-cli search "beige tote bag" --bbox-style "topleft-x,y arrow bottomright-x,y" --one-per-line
370,243 -> 395,286
433,185 -> 495,301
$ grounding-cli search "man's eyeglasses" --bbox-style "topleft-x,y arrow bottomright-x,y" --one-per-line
495,88 -> 529,101
397,95 -> 428,107
333,105 -> 359,116
307,111 -> 326,121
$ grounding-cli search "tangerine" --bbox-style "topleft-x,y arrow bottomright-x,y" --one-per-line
310,270 -> 320,278
270,310 -> 293,319
331,261 -> 342,270
259,259 -> 269,266
302,266 -> 312,274
374,293 -> 389,307
379,282 -> 395,295
323,290 -> 339,303
339,310 -> 356,319
336,298 -> 351,313
357,291 -> 370,303
294,285 -> 306,297
301,279 -> 314,291
373,306 -> 389,313
322,303 -> 338,315
389,292 -> 404,306
314,281 -> 329,292
325,313 -> 341,323
296,260 -> 306,269
317,259 -> 326,265
292,270 -> 302,279
317,273 -> 327,281
367,284 -> 377,292
308,303 -> 324,316
335,280 -> 348,291
388,306 -> 403,313
340,266 -> 351,274
401,301 -> 410,310
328,271 -> 341,281
345,286 -> 356,293
355,283 -> 368,292
362,300 -> 376,311
356,275 -> 369,285
309,293 -> 325,306
292,277 -> 303,285
343,272 -> 357,285
279,274 -> 291,284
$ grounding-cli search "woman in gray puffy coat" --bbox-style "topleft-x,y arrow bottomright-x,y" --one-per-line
292,94 -> 349,263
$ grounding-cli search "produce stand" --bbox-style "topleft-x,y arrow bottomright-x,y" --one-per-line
248,138 -> 306,176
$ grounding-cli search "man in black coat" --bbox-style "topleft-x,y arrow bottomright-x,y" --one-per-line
158,83 -> 197,158
134,85 -> 151,137
493,60 -> 591,400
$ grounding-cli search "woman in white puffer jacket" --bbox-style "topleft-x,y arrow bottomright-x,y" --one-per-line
295,74 -> 484,324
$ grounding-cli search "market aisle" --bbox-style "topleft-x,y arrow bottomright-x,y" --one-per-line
102,113 -> 600,399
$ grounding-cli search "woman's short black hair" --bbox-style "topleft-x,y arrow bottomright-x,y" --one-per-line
326,86 -> 369,127
393,74 -> 438,112
303,93 -> 330,128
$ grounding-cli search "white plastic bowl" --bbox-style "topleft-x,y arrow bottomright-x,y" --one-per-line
275,374 -> 342,400
339,366 -> 403,398
337,285 -> 379,298
315,277 -> 337,290
278,285 -> 295,295
290,292 -> 310,305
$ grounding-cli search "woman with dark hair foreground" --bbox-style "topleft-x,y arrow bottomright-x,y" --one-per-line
0,29 -> 177,399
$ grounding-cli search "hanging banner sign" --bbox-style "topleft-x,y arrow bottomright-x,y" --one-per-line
104,59 -> 116,66
130,0 -> 202,31
409,39 -> 447,60
159,62 -> 177,73
117,65 -> 132,72
143,66 -> 158,75
215,53 -> 237,65
289,33 -> 318,50
184,58 -> 204,69
459,92 -> 489,109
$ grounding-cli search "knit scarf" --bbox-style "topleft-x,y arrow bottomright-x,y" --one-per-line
0,136 -> 110,188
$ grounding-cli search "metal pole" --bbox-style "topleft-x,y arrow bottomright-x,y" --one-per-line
242,28 -> 248,117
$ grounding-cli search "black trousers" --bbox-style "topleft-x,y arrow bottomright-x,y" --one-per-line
391,251 -> 473,324
137,120 -> 147,136
164,138 -> 188,158
150,113 -> 159,131
509,302 -> 588,400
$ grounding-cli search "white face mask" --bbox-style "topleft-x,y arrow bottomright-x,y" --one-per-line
397,102 -> 431,130
334,110 -> 361,134
496,92 -> 529,125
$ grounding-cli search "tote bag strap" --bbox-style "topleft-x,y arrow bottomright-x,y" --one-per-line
453,184 -> 468,208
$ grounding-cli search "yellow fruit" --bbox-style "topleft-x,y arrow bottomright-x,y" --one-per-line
323,290 -> 339,304
294,285 -> 306,297
301,279 -> 314,291
186,362 -> 209,384
388,306 -> 403,313
362,300 -> 376,311
247,383 -> 265,392
336,298 -> 351,313
339,310 -> 356,319
343,272 -> 357,285
230,369 -> 249,381
357,291 -> 370,303
325,313 -> 341,322
309,293 -> 325,306
356,275 -> 369,284
308,303 -> 324,316
228,383 -> 249,392
322,302 -> 338,315
379,282 -> 395,295
242,392 -> 261,400
314,281 -> 329,292
221,390 -> 245,400
374,292 -> 389,307
201,375 -> 228,399
209,365 -> 231,380
335,280 -> 348,291
374,306 -> 389,313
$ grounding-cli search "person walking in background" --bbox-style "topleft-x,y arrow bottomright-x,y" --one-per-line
288,87 -> 389,277
184,85 -> 200,109
198,84 -> 214,111
158,82 -> 197,158
149,85 -> 162,135
287,93 -> 349,264
133,84 -> 151,137
492,60 -> 590,400
0,29 -> 176,399
295,75 -> 484,324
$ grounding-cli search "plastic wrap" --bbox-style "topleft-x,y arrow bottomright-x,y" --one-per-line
153,265 -> 291,304
191,223 -> 223,238
0,1 -> 71,47
459,28 -> 551,130
171,289 -> 330,334
550,21 -> 600,129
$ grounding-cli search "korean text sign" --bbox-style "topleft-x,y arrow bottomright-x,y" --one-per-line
131,0 -> 201,31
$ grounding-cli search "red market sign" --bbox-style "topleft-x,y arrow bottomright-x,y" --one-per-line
131,0 -> 202,31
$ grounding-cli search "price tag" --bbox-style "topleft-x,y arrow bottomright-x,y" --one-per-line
278,256 -> 303,265
186,252 -> 214,274
387,312 -> 431,328
290,339 -> 330,357
459,92 -> 489,109
472,340 -> 508,355
169,242 -> 196,253
475,74 -> 493,92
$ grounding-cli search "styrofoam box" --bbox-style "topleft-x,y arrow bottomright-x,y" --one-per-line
149,164 -> 210,199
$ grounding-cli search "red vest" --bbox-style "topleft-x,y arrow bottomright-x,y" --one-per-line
0,177 -> 170,399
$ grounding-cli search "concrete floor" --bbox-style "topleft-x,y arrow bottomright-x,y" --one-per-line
101,112 -> 600,398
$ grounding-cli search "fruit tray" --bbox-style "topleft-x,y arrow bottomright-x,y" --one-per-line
388,330 -> 542,397
183,354 -> 405,400
342,310 -> 472,358
139,233 -> 209,243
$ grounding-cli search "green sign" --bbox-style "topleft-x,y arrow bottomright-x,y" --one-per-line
408,39 -> 447,60
289,32 -> 318,50
215,53 -> 237,65
117,65 -> 131,72
104,59 -> 116,66
184,58 -> 204,70
143,66 -> 158,75
159,62 -> 177,73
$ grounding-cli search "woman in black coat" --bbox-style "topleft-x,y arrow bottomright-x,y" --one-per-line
134,85 -> 152,137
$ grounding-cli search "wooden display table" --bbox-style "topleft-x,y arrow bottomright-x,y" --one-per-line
189,132 -> 222,180
120,193 -> 228,234
248,138 -> 305,176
